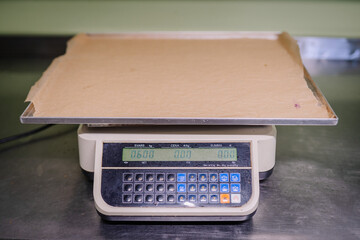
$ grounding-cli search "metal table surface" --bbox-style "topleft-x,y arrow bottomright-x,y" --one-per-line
0,55 -> 359,239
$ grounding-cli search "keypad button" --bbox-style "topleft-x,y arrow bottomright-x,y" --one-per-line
167,173 -> 175,182
177,173 -> 186,182
188,173 -> 197,182
123,173 -> 133,182
145,183 -> 154,192
209,183 -> 218,192
188,184 -> 197,192
188,194 -> 197,203
177,194 -> 186,203
123,183 -> 133,192
198,173 -> 207,182
167,195 -> 175,203
220,194 -> 230,204
135,173 -> 144,182
199,194 -> 208,203
167,184 -> 176,192
220,183 -> 229,193
210,194 -> 219,203
146,173 -> 154,182
156,173 -> 165,182
209,173 -> 218,182
145,194 -> 154,203
219,173 -> 229,182
156,195 -> 165,202
156,184 -> 165,192
177,183 -> 186,192
134,194 -> 143,203
135,184 -> 143,192
123,195 -> 132,203
230,173 -> 240,182
231,194 -> 241,203
231,183 -> 241,193
199,183 -> 208,193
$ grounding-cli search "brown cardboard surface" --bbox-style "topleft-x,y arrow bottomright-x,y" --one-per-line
25,32 -> 333,119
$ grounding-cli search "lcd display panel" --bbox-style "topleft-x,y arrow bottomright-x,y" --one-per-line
122,148 -> 237,161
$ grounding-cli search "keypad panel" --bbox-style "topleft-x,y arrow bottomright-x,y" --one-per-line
101,169 -> 252,207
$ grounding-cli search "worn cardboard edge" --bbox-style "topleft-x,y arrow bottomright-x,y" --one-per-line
25,33 -> 86,104
303,68 -> 337,120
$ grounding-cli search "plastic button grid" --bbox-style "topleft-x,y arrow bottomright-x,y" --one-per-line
110,170 -> 246,207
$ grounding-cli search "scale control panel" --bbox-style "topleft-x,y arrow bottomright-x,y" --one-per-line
101,169 -> 252,207
79,125 -> 276,221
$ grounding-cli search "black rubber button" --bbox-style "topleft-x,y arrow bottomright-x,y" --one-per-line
146,184 -> 154,192
135,174 -> 144,181
124,174 -> 133,181
146,174 -> 154,181
167,195 -> 175,202
124,184 -> 132,192
167,174 -> 175,182
135,184 -> 143,192
156,195 -> 164,202
167,184 -> 175,192
157,174 -> 165,181
145,195 -> 153,202
134,195 -> 142,202
123,195 -> 132,202
157,184 -> 165,192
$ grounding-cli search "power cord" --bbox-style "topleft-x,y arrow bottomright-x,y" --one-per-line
0,125 -> 53,144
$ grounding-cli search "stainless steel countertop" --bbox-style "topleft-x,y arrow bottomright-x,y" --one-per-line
0,57 -> 359,239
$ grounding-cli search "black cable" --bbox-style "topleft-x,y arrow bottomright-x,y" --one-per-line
0,124 -> 54,144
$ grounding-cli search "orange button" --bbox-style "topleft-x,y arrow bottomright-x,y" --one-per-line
220,194 -> 230,204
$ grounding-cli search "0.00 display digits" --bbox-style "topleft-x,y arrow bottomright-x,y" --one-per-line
174,150 -> 192,159
130,150 -> 154,159
217,149 -> 236,159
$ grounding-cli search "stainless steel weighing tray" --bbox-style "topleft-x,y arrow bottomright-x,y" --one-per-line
20,33 -> 338,126
20,74 -> 338,126
20,96 -> 337,126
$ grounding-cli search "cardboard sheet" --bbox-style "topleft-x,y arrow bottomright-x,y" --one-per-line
25,32 -> 334,119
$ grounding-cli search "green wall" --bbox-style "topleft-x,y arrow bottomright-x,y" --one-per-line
0,0 -> 360,37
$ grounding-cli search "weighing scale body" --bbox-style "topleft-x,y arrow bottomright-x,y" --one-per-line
78,125 -> 276,221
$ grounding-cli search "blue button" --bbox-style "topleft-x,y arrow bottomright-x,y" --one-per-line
177,183 -> 186,192
188,184 -> 197,192
199,183 -> 208,192
188,194 -> 197,202
231,183 -> 241,193
188,173 -> 197,182
178,194 -> 186,202
198,173 -> 207,182
177,173 -> 186,182
210,183 -> 218,192
199,194 -> 208,203
219,173 -> 229,182
220,183 -> 229,193
210,194 -> 219,203
209,173 -> 218,182
230,173 -> 240,182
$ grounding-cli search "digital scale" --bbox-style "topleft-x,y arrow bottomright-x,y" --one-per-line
20,32 -> 338,221
77,125 -> 276,221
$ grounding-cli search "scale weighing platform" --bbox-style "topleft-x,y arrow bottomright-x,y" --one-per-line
20,32 -> 337,221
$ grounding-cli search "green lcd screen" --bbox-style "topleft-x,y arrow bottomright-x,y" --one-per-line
122,148 -> 237,161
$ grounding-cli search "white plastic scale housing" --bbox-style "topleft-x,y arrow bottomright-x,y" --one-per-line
78,124 -> 276,221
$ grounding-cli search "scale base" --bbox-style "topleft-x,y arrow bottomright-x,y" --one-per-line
97,211 -> 256,222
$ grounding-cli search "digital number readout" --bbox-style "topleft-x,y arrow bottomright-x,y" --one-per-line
122,148 -> 237,161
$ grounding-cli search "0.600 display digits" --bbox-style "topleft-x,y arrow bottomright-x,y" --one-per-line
130,149 -> 154,159
123,148 -> 237,161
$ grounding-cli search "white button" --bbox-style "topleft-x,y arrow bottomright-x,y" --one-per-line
231,194 -> 241,203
